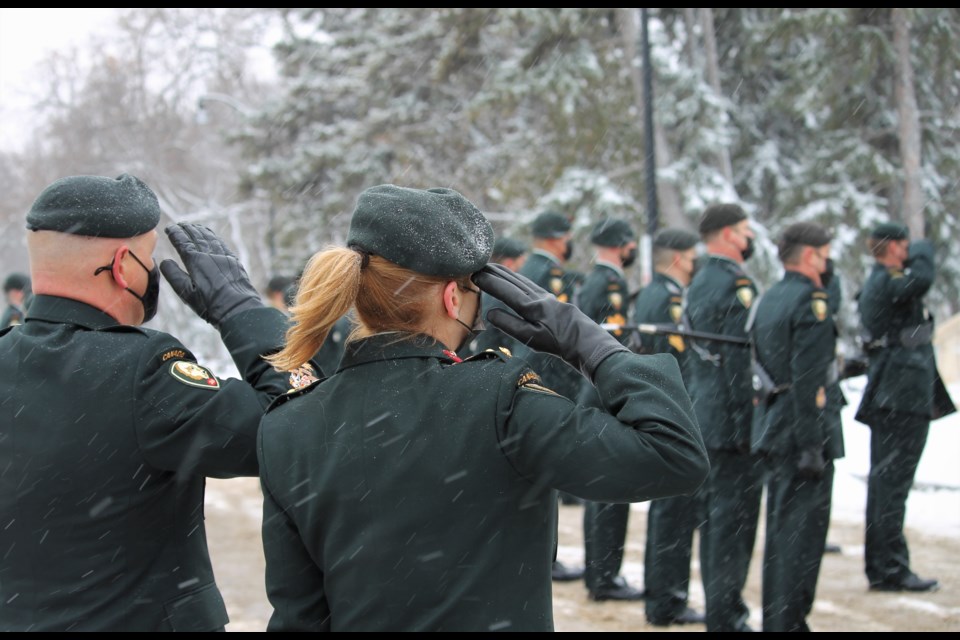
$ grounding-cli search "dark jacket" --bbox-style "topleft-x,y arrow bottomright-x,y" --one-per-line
632,272 -> 691,378
856,240 -> 940,422
257,333 -> 709,631
685,255 -> 757,451
0,295 -> 294,631
750,271 -> 843,459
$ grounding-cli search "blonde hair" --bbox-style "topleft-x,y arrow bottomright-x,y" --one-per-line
266,248 -> 471,371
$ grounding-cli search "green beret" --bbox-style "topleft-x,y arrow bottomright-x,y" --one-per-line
491,237 -> 527,260
530,210 -> 571,238
780,222 -> 832,248
653,228 -> 699,250
869,221 -> 909,241
590,218 -> 635,247
26,174 -> 161,238
3,272 -> 30,292
699,203 -> 747,235
346,184 -> 493,277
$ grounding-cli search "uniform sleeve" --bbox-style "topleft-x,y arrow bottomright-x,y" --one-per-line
498,352 -> 709,503
788,299 -> 835,450
718,280 -> 756,422
134,308 -> 297,478
259,430 -> 331,632
886,240 -> 935,304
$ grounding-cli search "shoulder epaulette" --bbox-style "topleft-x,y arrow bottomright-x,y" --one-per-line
100,324 -> 150,336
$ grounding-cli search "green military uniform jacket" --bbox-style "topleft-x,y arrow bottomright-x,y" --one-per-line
257,332 -> 709,632
0,295 -> 296,632
856,240 -> 949,422
750,272 -> 843,460
577,261 -> 631,345
516,250 -> 583,399
316,313 -> 352,374
633,272 -> 691,378
685,255 -> 757,451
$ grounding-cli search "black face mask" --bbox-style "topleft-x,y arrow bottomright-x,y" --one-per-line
741,236 -> 755,261
562,241 -> 574,262
621,247 -> 637,268
94,250 -> 160,322
820,257 -> 835,288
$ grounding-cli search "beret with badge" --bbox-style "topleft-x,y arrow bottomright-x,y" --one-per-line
653,228 -> 699,251
699,203 -> 748,235
3,272 -> 30,293
530,210 -> 572,239
590,218 -> 636,247
869,221 -> 909,241
27,173 -> 161,238
491,237 -> 527,260
346,184 -> 494,278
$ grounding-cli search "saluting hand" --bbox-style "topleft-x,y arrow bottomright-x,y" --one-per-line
160,222 -> 263,329
473,263 -> 628,380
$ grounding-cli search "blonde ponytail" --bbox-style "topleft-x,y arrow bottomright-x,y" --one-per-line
266,247 -> 362,372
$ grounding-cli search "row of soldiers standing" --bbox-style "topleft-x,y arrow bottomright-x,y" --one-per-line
466,203 -> 953,632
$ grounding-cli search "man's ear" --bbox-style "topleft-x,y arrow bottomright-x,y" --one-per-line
442,281 -> 460,319
111,245 -> 131,289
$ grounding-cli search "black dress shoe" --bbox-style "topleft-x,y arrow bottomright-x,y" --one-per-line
588,577 -> 645,602
648,606 -> 706,626
552,560 -> 585,582
823,542 -> 842,554
869,573 -> 939,593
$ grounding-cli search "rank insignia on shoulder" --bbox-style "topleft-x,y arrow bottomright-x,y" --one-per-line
811,299 -> 828,321
289,362 -> 320,389
736,286 -> 754,309
170,360 -> 220,390
517,370 -> 559,395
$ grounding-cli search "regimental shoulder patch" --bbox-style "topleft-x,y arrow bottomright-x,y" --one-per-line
605,312 -> 627,336
288,362 -> 320,389
815,386 -> 827,409
812,291 -> 828,300
888,268 -> 904,279
736,286 -> 754,309
811,299 -> 828,322
169,360 -> 220,390
669,303 -> 683,324
668,334 -> 686,353
735,278 -> 753,287
550,277 -> 564,295
608,291 -> 623,310
517,370 -> 560,396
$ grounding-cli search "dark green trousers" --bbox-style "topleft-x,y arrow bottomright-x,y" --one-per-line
583,501 -> 630,591
644,489 -> 704,622
865,411 -> 930,585
761,458 -> 834,632
700,449 -> 764,632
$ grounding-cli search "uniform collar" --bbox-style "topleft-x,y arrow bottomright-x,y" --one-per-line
338,332 -> 460,371
25,294 -> 121,330
783,270 -> 823,289
653,271 -> 684,292
594,259 -> 625,279
530,248 -> 562,266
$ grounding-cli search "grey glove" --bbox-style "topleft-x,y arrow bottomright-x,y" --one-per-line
796,447 -> 827,480
473,263 -> 629,380
160,222 -> 263,329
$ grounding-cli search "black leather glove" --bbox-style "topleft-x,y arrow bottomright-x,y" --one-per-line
160,223 -> 263,329
472,263 -> 629,380
796,447 -> 827,480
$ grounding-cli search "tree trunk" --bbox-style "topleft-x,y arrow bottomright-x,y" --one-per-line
616,8 -> 686,230
700,8 -> 734,186
892,8 -> 924,239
